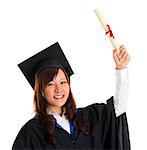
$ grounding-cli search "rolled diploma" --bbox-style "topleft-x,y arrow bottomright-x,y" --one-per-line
95,8 -> 119,49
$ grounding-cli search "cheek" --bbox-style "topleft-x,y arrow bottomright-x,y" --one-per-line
64,85 -> 70,95
44,88 -> 54,99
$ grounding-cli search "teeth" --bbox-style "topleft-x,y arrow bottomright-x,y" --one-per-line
54,95 -> 63,99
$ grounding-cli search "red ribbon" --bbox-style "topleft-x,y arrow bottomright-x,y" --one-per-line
105,25 -> 115,39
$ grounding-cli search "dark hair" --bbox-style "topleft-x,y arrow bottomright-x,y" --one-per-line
34,68 -> 90,146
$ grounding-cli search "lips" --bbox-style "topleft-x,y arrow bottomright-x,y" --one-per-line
54,95 -> 64,99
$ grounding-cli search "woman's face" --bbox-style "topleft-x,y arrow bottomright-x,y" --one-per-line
43,69 -> 70,114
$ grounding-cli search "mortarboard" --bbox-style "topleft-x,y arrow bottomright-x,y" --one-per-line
18,42 -> 74,89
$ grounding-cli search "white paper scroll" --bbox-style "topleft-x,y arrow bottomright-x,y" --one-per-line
94,8 -> 119,49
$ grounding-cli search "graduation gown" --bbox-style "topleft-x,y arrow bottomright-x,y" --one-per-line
12,96 -> 130,150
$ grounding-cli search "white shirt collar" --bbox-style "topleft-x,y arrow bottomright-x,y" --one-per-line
46,109 -> 71,134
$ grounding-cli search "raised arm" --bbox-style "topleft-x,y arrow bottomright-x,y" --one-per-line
113,45 -> 131,117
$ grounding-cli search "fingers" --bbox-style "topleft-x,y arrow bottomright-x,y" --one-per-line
113,45 -> 130,62
113,49 -> 121,64
126,54 -> 131,62
113,45 -> 130,69
115,45 -> 128,60
121,52 -> 128,62
119,45 -> 125,54
120,45 -> 130,62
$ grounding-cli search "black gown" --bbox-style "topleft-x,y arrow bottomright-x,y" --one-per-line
12,96 -> 130,150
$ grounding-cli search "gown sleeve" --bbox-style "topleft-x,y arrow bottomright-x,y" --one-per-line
79,96 -> 130,150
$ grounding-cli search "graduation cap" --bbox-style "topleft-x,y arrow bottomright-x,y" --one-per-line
18,42 -> 74,89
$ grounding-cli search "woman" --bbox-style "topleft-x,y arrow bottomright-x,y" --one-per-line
12,42 -> 131,149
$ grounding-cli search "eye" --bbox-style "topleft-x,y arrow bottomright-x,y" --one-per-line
61,81 -> 67,84
47,82 -> 54,86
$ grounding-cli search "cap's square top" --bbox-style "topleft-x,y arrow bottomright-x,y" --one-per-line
18,42 -> 74,89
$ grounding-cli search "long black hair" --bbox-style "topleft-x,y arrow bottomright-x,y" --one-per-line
34,68 -> 90,146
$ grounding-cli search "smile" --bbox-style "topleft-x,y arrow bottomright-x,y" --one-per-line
54,95 -> 64,99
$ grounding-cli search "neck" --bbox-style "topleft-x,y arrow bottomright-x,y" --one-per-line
47,106 -> 62,116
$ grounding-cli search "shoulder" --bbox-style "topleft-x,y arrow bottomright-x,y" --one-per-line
13,116 -> 41,144
18,116 -> 39,135
23,116 -> 38,127
77,96 -> 114,113
76,96 -> 115,122
25,116 -> 38,126
12,116 -> 44,149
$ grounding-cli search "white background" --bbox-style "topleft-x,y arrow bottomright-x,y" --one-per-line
0,0 -> 147,149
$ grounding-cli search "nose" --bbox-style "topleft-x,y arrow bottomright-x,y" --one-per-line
55,84 -> 62,93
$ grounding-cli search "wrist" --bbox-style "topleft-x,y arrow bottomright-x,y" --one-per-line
115,66 -> 127,70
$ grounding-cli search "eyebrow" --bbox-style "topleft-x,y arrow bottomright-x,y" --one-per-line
50,78 -> 67,82
60,78 -> 67,81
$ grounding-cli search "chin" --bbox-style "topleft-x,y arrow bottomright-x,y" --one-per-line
57,100 -> 67,107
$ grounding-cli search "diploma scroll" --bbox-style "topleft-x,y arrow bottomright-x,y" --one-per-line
94,8 -> 119,49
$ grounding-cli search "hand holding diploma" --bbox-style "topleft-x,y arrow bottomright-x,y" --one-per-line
113,45 -> 131,70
